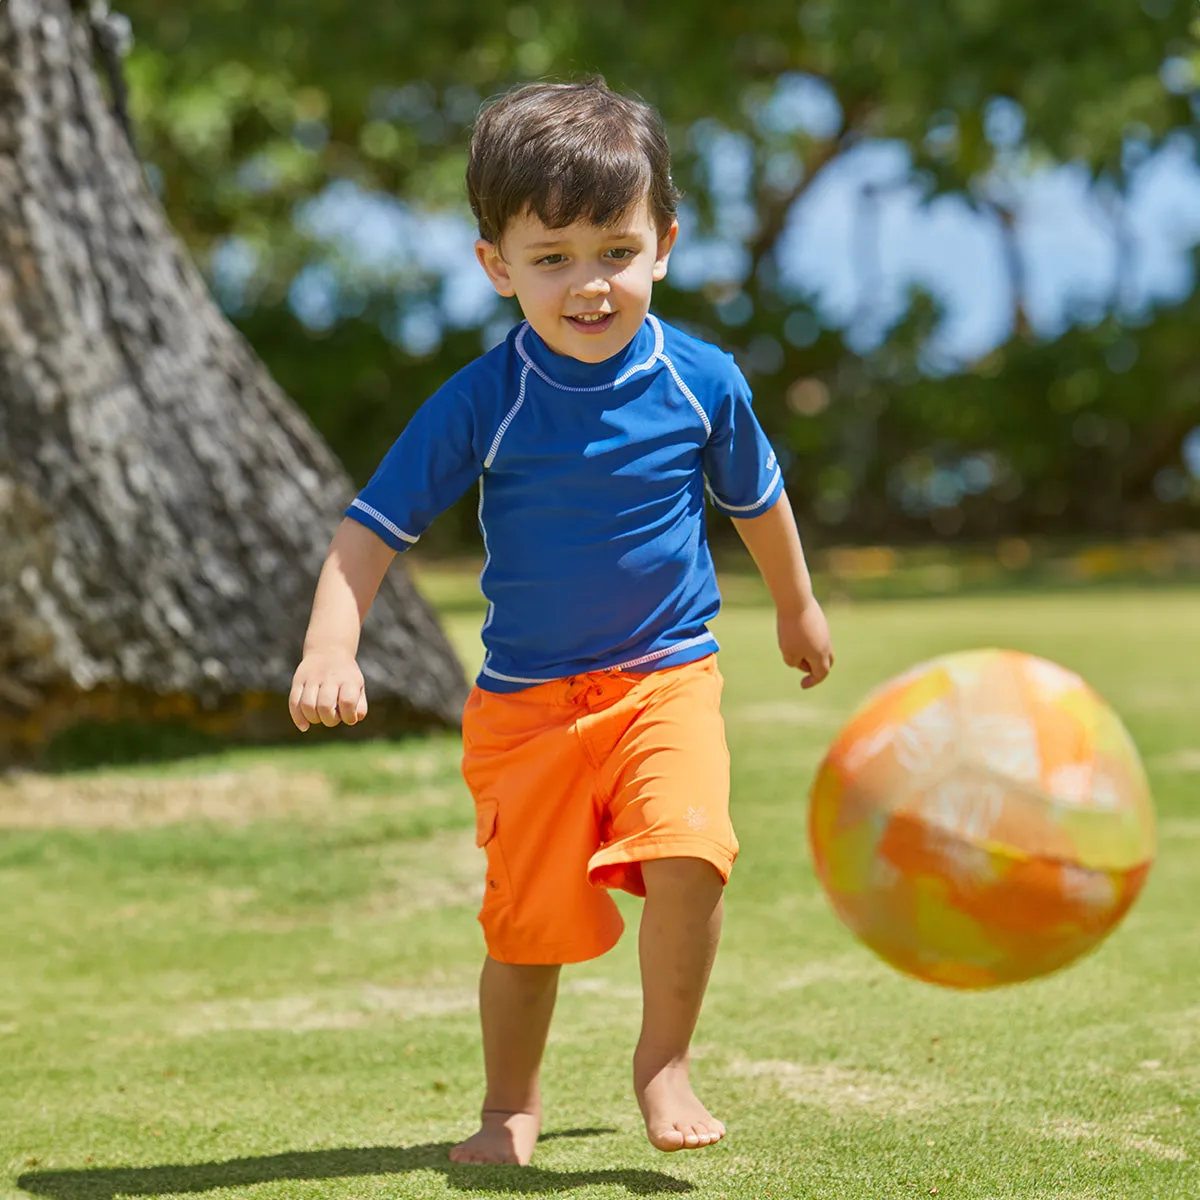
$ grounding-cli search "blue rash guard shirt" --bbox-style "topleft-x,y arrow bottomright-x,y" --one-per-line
346,314 -> 784,693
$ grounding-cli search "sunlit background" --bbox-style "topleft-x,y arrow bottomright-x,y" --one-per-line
117,1 -> 1200,566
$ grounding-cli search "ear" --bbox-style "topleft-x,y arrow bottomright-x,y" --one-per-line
475,239 -> 516,297
651,220 -> 679,283
652,219 -> 681,282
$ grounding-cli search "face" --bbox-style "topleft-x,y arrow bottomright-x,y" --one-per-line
475,196 -> 678,364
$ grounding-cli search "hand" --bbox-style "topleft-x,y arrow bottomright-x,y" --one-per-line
289,651 -> 368,732
777,600 -> 834,690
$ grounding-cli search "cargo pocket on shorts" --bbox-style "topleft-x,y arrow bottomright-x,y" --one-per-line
474,799 -> 511,903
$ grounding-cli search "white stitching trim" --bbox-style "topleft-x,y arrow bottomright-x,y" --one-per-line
485,364 -> 530,467
657,351 -> 712,438
512,318 -> 663,393
480,663 -> 559,684
349,498 -> 418,544
480,633 -> 717,684
711,466 -> 783,515
605,633 -> 716,672
477,477 -> 495,634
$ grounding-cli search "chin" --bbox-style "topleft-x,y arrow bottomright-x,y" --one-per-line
571,342 -> 622,363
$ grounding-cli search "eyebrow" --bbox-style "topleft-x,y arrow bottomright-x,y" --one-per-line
524,231 -> 641,250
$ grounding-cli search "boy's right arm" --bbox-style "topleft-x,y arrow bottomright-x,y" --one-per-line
289,518 -> 397,732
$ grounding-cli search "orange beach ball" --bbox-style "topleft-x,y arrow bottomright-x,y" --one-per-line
809,649 -> 1156,989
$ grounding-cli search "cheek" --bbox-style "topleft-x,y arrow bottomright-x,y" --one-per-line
528,272 -> 564,297
618,264 -> 656,292
535,283 -> 568,312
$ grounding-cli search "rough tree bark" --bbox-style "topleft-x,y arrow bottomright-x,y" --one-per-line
0,0 -> 469,763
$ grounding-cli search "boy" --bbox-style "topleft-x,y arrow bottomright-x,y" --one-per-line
289,78 -> 834,1167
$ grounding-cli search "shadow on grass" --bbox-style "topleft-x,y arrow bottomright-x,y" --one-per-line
34,713 -> 456,774
16,1130 -> 694,1198
39,719 -> 230,771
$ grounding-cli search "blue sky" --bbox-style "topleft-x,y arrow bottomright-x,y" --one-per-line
210,113 -> 1200,489
209,57 -> 1200,379
266,128 -> 1200,370
768,132 -> 1200,362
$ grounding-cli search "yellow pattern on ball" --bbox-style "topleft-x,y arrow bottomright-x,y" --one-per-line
808,649 -> 1155,988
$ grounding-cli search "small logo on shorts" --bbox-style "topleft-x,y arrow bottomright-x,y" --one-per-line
685,806 -> 709,831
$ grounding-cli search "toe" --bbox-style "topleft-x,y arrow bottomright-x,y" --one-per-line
649,1126 -> 687,1152
680,1120 -> 725,1149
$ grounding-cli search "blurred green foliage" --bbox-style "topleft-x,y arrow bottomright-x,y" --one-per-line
114,0 -> 1200,546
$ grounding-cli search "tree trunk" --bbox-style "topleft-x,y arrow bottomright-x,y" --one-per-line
0,0 -> 468,764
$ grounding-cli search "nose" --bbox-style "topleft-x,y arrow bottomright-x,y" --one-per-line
571,272 -> 611,298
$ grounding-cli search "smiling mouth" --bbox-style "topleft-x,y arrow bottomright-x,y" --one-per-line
566,312 -> 616,332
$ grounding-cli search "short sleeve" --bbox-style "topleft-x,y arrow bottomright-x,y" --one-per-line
345,378 -> 483,551
701,364 -> 784,517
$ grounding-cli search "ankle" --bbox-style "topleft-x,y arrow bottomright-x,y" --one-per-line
482,1093 -> 542,1118
634,1044 -> 690,1081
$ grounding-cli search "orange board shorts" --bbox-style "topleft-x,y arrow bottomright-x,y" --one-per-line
461,654 -> 736,965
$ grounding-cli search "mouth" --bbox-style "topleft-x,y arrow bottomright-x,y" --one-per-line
565,312 -> 616,333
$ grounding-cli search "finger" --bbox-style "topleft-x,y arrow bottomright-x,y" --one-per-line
299,681 -> 324,727
338,685 -> 362,726
317,682 -> 343,727
288,681 -> 310,732
355,691 -> 369,723
804,658 -> 832,688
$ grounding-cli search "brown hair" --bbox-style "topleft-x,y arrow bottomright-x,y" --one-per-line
467,78 -> 680,244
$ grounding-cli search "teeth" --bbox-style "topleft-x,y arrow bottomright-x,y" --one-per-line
572,313 -> 608,323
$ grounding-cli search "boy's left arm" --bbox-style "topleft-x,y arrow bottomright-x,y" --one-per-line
731,493 -> 834,689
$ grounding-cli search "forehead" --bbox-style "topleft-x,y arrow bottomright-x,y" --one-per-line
504,196 -> 659,246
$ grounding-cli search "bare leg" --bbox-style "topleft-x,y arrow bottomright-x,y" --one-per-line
449,956 -> 560,1166
634,857 -> 726,1152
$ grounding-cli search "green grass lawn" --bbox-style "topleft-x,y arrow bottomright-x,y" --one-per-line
3,579 -> 1198,1199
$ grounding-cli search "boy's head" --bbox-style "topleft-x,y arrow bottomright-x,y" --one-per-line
467,78 -> 679,244
468,79 -> 681,365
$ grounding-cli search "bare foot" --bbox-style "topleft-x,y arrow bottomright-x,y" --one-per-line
449,1109 -> 541,1166
635,1059 -> 726,1152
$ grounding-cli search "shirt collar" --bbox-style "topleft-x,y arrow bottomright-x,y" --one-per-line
515,315 -> 663,391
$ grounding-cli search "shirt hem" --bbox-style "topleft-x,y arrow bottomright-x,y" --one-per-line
710,468 -> 785,517
344,501 -> 419,551
475,634 -> 719,693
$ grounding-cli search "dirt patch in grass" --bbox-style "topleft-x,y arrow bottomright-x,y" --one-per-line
1153,1006 -> 1200,1066
0,746 -> 467,832
373,748 -> 460,779
0,767 -> 335,830
1161,817 -> 1200,840
366,828 -> 484,914
1042,1117 -> 1189,1162
559,977 -> 642,1001
729,1056 -> 952,1115
729,701 -> 841,727
1150,750 -> 1200,774
173,983 -> 478,1036
774,957 -> 880,992
1124,685 -> 1200,715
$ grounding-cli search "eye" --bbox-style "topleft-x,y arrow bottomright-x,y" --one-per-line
607,248 -> 636,261
535,253 -> 566,266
